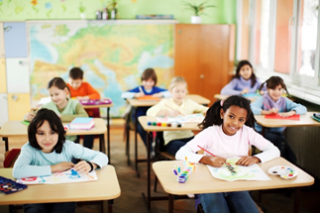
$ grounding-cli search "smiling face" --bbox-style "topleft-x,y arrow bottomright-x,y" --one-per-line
267,84 -> 283,101
220,105 -> 248,136
142,78 -> 155,91
49,86 -> 68,109
170,83 -> 187,105
68,78 -> 82,90
239,64 -> 253,80
36,120 -> 59,153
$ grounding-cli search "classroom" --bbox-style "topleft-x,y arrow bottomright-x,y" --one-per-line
0,0 -> 319,212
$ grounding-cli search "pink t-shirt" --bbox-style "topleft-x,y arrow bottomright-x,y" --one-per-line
187,125 -> 269,158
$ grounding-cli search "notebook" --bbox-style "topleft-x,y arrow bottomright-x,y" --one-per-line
80,98 -> 112,105
69,117 -> 94,130
265,114 -> 300,121
137,95 -> 160,101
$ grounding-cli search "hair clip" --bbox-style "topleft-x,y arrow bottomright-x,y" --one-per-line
220,100 -> 224,107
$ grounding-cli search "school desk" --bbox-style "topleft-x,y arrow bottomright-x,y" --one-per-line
82,102 -> 114,163
0,165 -> 120,213
138,115 -> 201,211
126,94 -> 210,177
214,94 -> 259,102
0,118 -> 108,157
153,158 -> 314,213
254,112 -> 320,136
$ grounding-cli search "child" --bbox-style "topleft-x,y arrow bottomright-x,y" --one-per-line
121,68 -> 171,150
14,108 -> 108,213
175,96 -> 280,213
250,76 -> 307,164
221,60 -> 264,95
25,77 -> 88,144
147,76 -> 208,155
67,67 -> 101,117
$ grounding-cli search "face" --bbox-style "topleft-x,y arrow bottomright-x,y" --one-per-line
239,64 -> 253,80
69,78 -> 82,90
267,85 -> 283,101
220,105 -> 248,136
49,86 -> 68,109
35,120 -> 59,153
170,83 -> 187,104
142,78 -> 155,91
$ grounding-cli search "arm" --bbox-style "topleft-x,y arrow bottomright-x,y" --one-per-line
250,97 -> 264,115
69,142 -> 109,169
146,100 -> 168,117
160,91 -> 171,98
86,83 -> 101,100
221,79 -> 242,95
121,87 -> 142,99
60,103 -> 88,122
12,145 -> 52,179
284,98 -> 307,115
189,100 -> 208,114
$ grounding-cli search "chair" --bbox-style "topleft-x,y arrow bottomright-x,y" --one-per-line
4,149 -> 21,168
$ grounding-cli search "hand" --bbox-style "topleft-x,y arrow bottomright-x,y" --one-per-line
26,112 -> 35,121
169,109 -> 181,117
268,108 -> 279,114
236,156 -> 260,166
200,156 -> 226,168
152,93 -> 163,98
259,90 -> 265,95
134,92 -> 144,98
74,161 -> 96,173
51,162 -> 74,173
241,88 -> 249,94
279,111 -> 296,117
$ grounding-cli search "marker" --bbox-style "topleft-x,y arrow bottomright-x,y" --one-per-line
173,169 -> 178,176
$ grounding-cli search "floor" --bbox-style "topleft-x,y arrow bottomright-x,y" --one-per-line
0,122 -> 319,213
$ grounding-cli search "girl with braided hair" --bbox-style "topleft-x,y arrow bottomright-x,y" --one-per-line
176,95 -> 280,213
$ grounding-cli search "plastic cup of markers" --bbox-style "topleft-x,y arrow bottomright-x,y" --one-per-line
268,165 -> 298,179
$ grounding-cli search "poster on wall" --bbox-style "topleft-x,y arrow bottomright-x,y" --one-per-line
27,21 -> 175,117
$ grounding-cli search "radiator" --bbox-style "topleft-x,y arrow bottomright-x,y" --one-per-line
284,126 -> 320,179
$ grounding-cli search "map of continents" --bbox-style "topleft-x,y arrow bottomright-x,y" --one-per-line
28,21 -> 174,117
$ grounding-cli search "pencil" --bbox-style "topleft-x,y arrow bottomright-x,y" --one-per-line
197,145 -> 216,157
139,86 -> 145,94
262,102 -> 271,110
165,104 -> 184,116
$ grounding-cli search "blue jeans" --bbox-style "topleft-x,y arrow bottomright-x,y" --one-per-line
23,202 -> 76,213
199,191 -> 259,213
261,130 -> 297,164
165,136 -> 194,155
75,135 -> 95,149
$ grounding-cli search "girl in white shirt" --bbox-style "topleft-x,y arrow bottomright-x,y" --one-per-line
176,95 -> 280,213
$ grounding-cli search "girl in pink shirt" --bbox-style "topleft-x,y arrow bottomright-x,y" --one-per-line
176,96 -> 279,213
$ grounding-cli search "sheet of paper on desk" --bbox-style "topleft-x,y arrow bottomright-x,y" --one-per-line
17,169 -> 97,184
206,158 -> 270,181
156,113 -> 204,123
265,114 -> 300,120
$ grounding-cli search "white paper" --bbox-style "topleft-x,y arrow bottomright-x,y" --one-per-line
156,113 -> 204,123
37,96 -> 51,106
17,169 -> 98,184
206,158 -> 270,181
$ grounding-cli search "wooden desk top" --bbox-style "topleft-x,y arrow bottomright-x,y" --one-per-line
0,118 -> 107,138
214,94 -> 259,103
153,157 -> 314,195
82,103 -> 113,109
138,116 -> 201,132
127,94 -> 211,107
254,112 -> 320,128
0,166 -> 121,205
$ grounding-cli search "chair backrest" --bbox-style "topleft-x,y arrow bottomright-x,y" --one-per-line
4,149 -> 21,168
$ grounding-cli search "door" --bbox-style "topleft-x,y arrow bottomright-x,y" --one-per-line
6,58 -> 30,93
8,93 -> 30,121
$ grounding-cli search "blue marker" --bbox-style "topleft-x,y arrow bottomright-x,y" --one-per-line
173,169 -> 178,176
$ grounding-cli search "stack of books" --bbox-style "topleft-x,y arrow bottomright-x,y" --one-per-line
69,117 -> 95,130
311,113 -> 320,122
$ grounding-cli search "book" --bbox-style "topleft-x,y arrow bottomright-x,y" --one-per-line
156,113 -> 205,124
137,95 -> 160,102
265,114 -> 300,121
311,114 -> 320,122
69,117 -> 94,130
79,98 -> 112,105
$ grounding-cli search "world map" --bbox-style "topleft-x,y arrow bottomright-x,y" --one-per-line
28,21 -> 174,117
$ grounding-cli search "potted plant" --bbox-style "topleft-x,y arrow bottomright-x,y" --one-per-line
184,1 -> 215,24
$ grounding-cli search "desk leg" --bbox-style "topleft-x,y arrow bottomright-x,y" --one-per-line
293,187 -> 301,213
107,107 -> 110,164
134,107 -> 140,177
169,194 -> 174,213
108,200 -> 113,213
3,137 -> 8,152
99,134 -> 107,160
147,131 -> 152,211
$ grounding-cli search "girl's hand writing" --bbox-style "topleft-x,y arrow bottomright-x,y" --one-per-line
259,90 -> 265,95
241,88 -> 249,95
152,93 -> 163,98
25,112 -> 35,121
200,156 -> 226,168
268,108 -> 279,114
279,111 -> 296,117
236,156 -> 260,166
169,109 -> 181,117
74,161 -> 97,173
134,92 -> 144,98
51,162 -> 74,173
